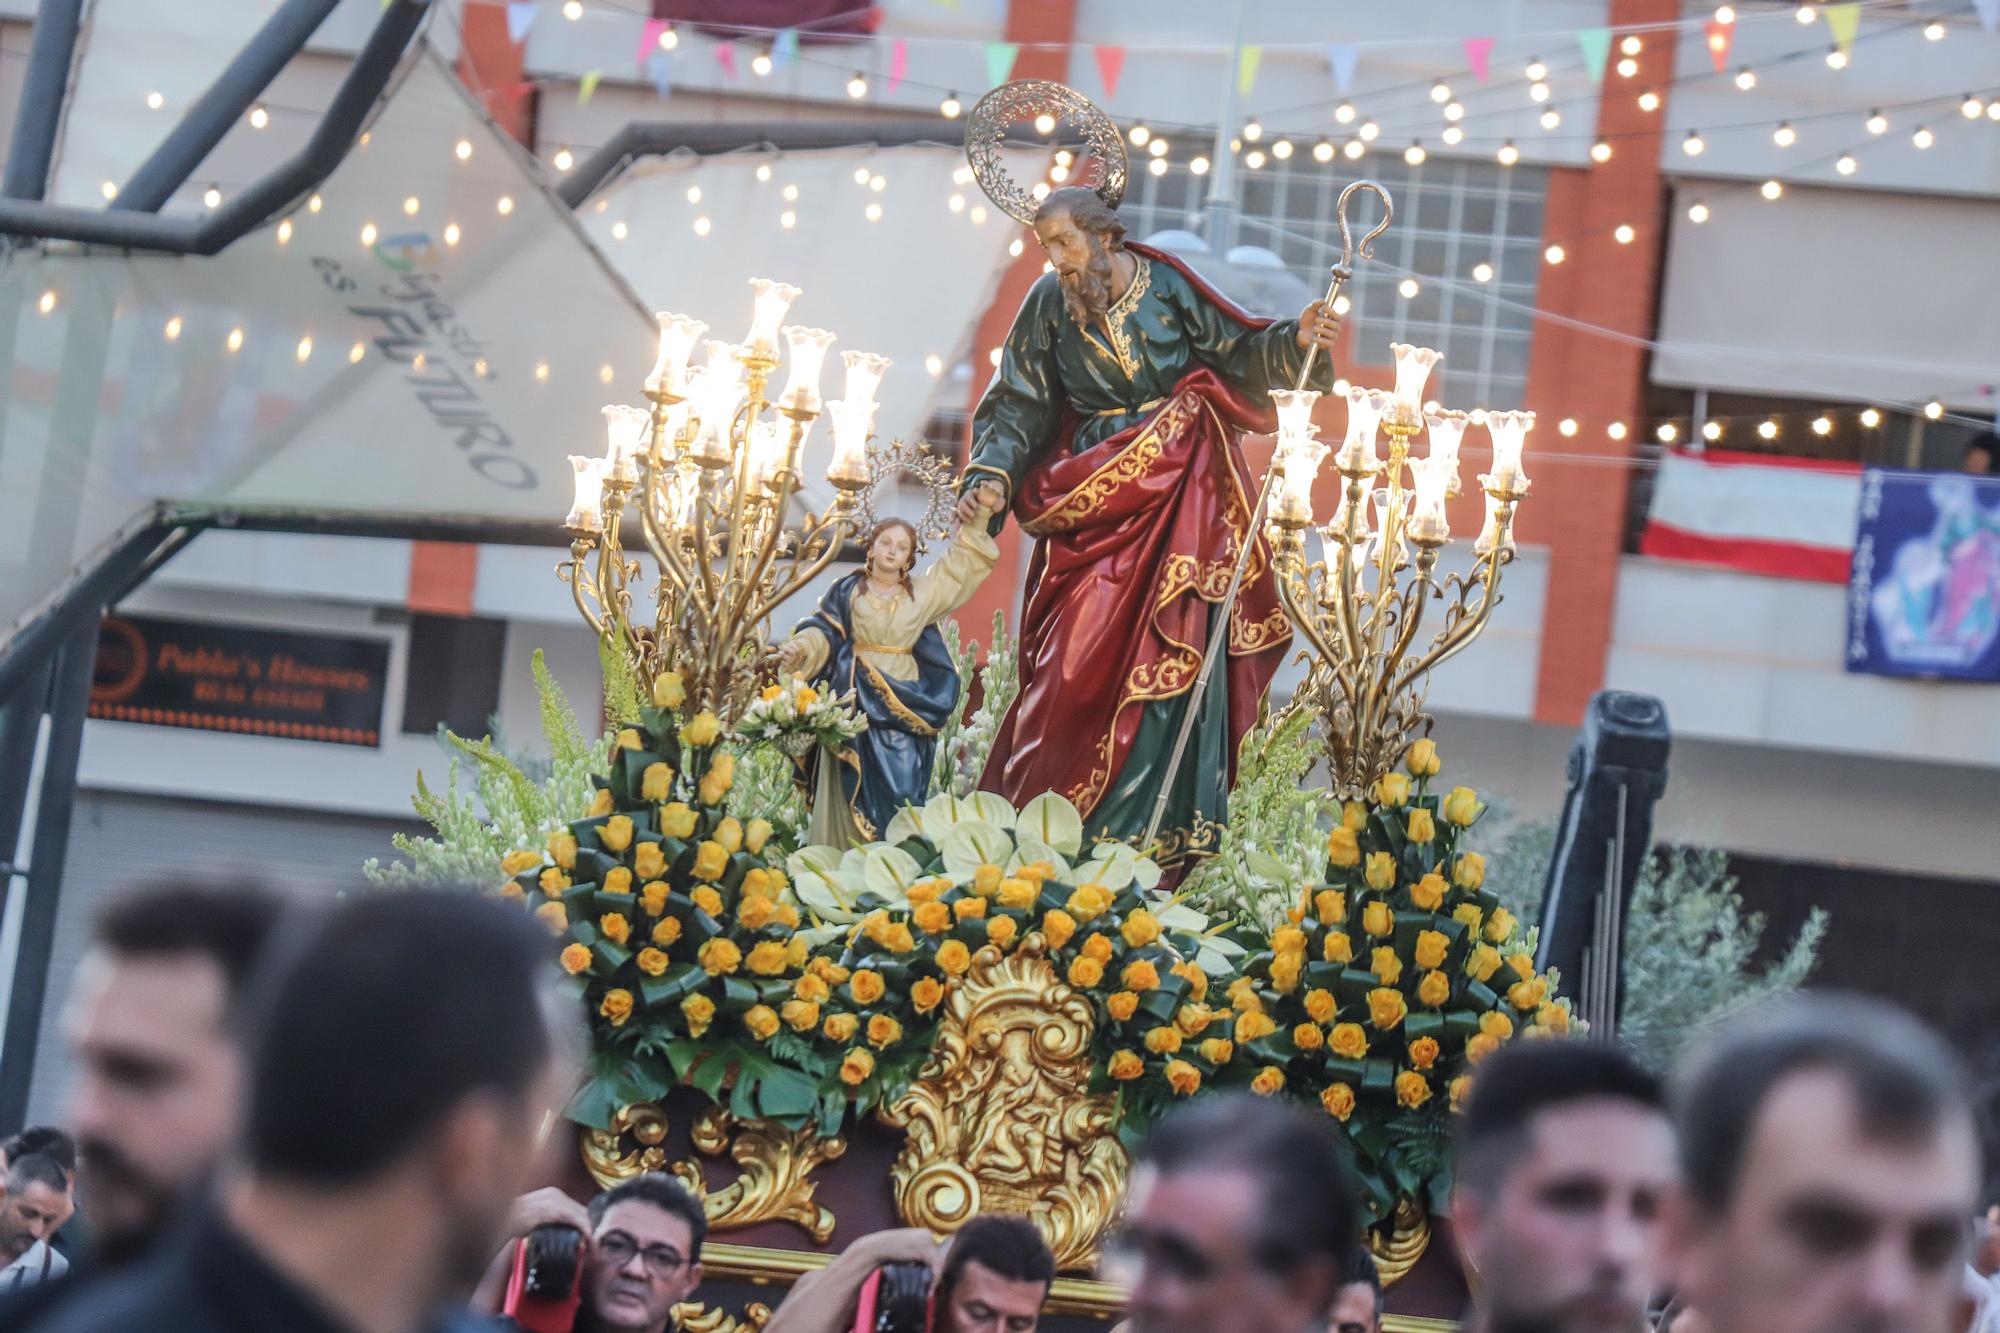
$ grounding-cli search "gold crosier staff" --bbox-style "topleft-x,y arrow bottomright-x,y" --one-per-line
1139,180 -> 1394,853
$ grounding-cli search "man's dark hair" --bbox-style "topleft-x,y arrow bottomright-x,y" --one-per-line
241,891 -> 555,1185
588,1173 -> 708,1260
93,879 -> 284,1004
937,1214 -> 1056,1304
1341,1244 -> 1383,1320
0,1127 -> 75,1177
1456,1039 -> 1664,1199
1032,185 -> 1126,247
5,1152 -> 69,1197
1673,992 -> 1972,1214
1142,1093 -> 1361,1281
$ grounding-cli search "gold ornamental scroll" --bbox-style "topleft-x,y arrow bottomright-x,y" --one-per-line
881,940 -> 1129,1271
675,1303 -> 772,1333
1370,1197 -> 1433,1286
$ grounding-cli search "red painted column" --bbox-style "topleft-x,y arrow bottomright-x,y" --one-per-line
1517,0 -> 1680,724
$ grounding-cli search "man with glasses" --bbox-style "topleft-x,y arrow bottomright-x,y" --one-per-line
1109,1093 -> 1361,1333
763,1213 -> 1054,1333
477,1175 -> 706,1332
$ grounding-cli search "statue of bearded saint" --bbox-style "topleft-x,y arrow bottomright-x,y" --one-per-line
956,185 -> 1342,870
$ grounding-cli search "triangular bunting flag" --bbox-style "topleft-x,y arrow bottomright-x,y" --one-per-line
505,1 -> 538,44
1327,44 -> 1359,93
646,50 -> 672,97
984,41 -> 1019,87
889,37 -> 908,92
1825,1 -> 1861,50
715,41 -> 738,79
638,18 -> 666,64
579,69 -> 602,104
772,27 -> 799,69
1575,27 -> 1612,85
1704,18 -> 1734,72
1463,36 -> 1495,82
1977,0 -> 1999,32
1094,44 -> 1126,99
1237,44 -> 1262,97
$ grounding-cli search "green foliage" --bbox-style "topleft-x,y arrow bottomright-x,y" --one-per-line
725,741 -> 808,836
932,611 -> 1020,797
927,619 -> 980,798
1482,821 -> 1827,1070
1180,710 -> 1341,933
598,635 -> 647,728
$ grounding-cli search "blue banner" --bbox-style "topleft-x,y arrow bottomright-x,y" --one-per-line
1846,468 -> 2000,681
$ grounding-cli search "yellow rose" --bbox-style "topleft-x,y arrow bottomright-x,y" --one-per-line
1064,888 -> 1106,923
1395,1070 -> 1433,1109
1342,801 -> 1368,831
882,924 -> 918,954
1418,970 -> 1452,1008
867,1014 -> 904,1049
911,977 -> 946,1013
1064,957 -> 1104,989
1466,943 -> 1502,983
1409,1035 -> 1440,1069
548,831 -> 578,870
1411,873 -> 1447,912
823,1013 -> 859,1043
1406,737 -> 1442,777
1364,853 -> 1396,892
1374,772 -> 1411,806
839,1048 -> 876,1086
913,901 -> 952,935
502,849 -> 543,875
1251,1066 -> 1287,1097
1120,909 -> 1162,949
1509,978 -> 1548,1011
1480,1010 -> 1514,1039
1484,908 -> 1517,945
588,788 -> 614,818
681,993 -> 715,1037
1450,1074 -> 1473,1111
634,841 -> 668,879
1272,925 -> 1307,957
1082,933 -> 1115,964
539,868 -> 572,897
742,1005 -> 780,1041
737,896 -> 776,931
1535,1002 -> 1572,1034
986,915 -> 1018,949
1321,1082 -> 1357,1121
1323,931 -> 1355,964
1172,962 -> 1210,1002
1330,1022 -> 1369,1059
651,916 -> 682,947
1325,826 -> 1361,869
599,816 -> 634,854
781,998 -> 820,1033
1508,952 -> 1536,980
850,969 -> 886,1005
1015,861 -> 1056,885
996,878 -> 1038,910
1199,1037 -> 1235,1065
1234,1010 -> 1278,1042
679,711 -> 721,747
973,864 -> 1004,896
1406,807 -> 1436,845
810,958 -> 851,986
1292,1022 -> 1325,1052
495,881 -> 526,901
636,947 -> 669,977
1145,1026 -> 1183,1055
1041,909 -> 1077,950
661,803 -> 698,839
1175,1003 -> 1214,1037
1314,890 -> 1347,925
535,902 -> 568,935
1444,785 -> 1484,827
1362,900 -> 1394,937
744,818 -> 773,855
1452,903 -> 1484,935
1367,987 -> 1408,1031
1108,1049 -> 1145,1081
690,886 -> 723,917
1414,929 -> 1450,971
640,762 -> 675,802
1122,960 -> 1160,991
860,910 -> 894,947
698,938 -> 741,975
652,671 -> 686,708
698,773 -> 729,807
938,941 -> 973,976
906,879 -> 942,906
953,896 -> 987,921
746,942 -> 788,976
1226,977 -> 1262,1013
599,912 -> 632,946
692,840 -> 728,882
1453,852 -> 1487,890
1303,988 -> 1337,1025
792,973 -> 830,1003
709,752 -> 736,786
711,816 -> 743,855
1371,946 -> 1403,986
1165,1059 -> 1201,1096
560,943 -> 592,975
599,989 -> 634,1027
1269,953 -> 1303,994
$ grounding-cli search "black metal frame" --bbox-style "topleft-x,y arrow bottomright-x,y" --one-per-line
558,118 -> 962,208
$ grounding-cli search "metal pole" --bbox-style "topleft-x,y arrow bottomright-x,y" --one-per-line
1,0 -> 87,202
1200,0 -> 1251,250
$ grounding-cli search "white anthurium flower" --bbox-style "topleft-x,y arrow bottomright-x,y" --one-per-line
1015,791 -> 1085,856
861,844 -> 923,904
939,820 -> 1013,879
1151,898 -> 1249,976
792,923 -> 846,950
1076,841 -> 1159,891
882,805 -> 926,846
787,845 -> 866,922
1005,837 -> 1071,881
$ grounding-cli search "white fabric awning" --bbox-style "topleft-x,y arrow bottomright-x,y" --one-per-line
1652,181 -> 2000,411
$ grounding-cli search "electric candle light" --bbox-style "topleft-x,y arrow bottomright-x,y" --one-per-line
646,312 -> 708,396
743,279 -> 801,361
746,418 -> 789,488
1406,455 -> 1453,544
1388,343 -> 1442,424
779,326 -> 837,414
840,350 -> 892,410
1425,409 -> 1471,497
691,342 -> 747,462
1270,388 -> 1321,443
1336,386 -> 1388,473
1481,410 -> 1534,495
601,404 -> 650,483
824,398 -> 875,487
1474,490 -> 1515,558
566,455 -> 610,532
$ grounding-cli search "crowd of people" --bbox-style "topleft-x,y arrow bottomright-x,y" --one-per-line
0,880 -> 1994,1333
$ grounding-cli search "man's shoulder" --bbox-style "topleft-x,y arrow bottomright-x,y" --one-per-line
0,1269 -> 78,1331
18,1265 -> 210,1333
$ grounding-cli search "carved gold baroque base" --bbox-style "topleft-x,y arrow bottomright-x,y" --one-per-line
881,942 -> 1129,1272
1370,1197 -> 1433,1286
674,1302 -> 771,1333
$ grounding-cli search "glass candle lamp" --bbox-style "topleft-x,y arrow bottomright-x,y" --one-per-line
1335,386 -> 1388,473
779,326 -> 836,414
1475,491 -> 1516,558
1388,343 -> 1443,425
840,350 -> 892,410
824,398 -> 875,487
743,279 -> 801,360
1270,388 -> 1322,441
600,404 -> 650,483
1406,455 -> 1453,544
645,312 -> 707,396
1273,436 -> 1327,528
565,455 -> 610,532
1481,410 -> 1535,494
1423,408 -> 1471,497
746,418 -> 788,489
691,341 -> 746,464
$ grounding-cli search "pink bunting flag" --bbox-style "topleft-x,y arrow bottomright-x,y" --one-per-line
715,40 -> 738,79
889,37 -> 907,92
1704,17 -> 1734,73
1463,36 -> 1495,83
637,18 -> 666,65
1094,44 -> 1126,99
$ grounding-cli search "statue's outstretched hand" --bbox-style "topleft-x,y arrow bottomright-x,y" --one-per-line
1297,298 -> 1343,354
955,480 -> 1006,526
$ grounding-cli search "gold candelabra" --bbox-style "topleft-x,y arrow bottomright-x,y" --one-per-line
1265,344 -> 1532,797
560,278 -> 889,722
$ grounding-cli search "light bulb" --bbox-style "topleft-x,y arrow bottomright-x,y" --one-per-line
1860,407 -> 1882,427
1424,408 -> 1470,498
941,92 -> 962,118
693,215 -> 711,235
1431,81 -> 1452,104
1530,80 -> 1552,103
646,312 -> 708,395
1190,155 -> 1211,174
1760,179 -> 1783,201
1923,400 -> 1943,420
1913,126 -> 1934,149
1335,102 -> 1357,124
444,221 -> 462,246
1388,343 -> 1442,422
455,138 -> 473,160
1545,243 -> 1566,264
658,25 -> 676,49
402,194 -> 420,215
552,147 -> 574,171
1344,139 -> 1366,160
1270,139 -> 1291,159
841,349 -> 892,409
1608,421 -> 1629,440
780,209 -> 796,229
1445,100 -> 1465,123
755,162 -> 772,182
869,174 -> 886,192
846,72 -> 868,99
36,289 -> 56,314
864,201 -> 883,220
562,0 -> 581,18
1558,418 -> 1579,437
1656,421 -> 1679,443
1472,260 -> 1494,283
1866,109 -> 1888,135
824,398 -> 875,487
1773,122 -> 1797,146
1243,120 -> 1263,141
1683,131 -> 1705,156
359,221 -> 377,245
1614,223 -> 1636,244
1796,2 -> 1816,22
1812,415 -> 1833,435
1034,112 -> 1056,134
1313,139 -> 1335,162
1687,200 -> 1710,223
202,184 -> 222,208
1702,420 -> 1723,441
1715,4 -> 1736,21
1405,142 -> 1427,165
1152,137 -> 1172,158
1591,140 -> 1613,163
1990,102 -> 2000,122
1540,108 -> 1562,130
248,104 -> 269,129
783,183 -> 800,201
1825,47 -> 1847,69
1148,158 -> 1167,176
1637,89 -> 1661,112
1758,419 -> 1779,439
751,51 -> 772,76
600,403 -> 650,482
1925,19 -> 1946,39
1130,124 -> 1151,146
145,90 -> 164,110
1526,58 -> 1548,81
1735,67 -> 1758,90
1398,277 -> 1420,299
1245,149 -> 1266,169
1335,385 -> 1388,472
1442,125 -> 1464,145
565,456 -> 609,532
1497,141 -> 1520,166
164,315 -> 183,341
1617,57 -> 1639,78
497,195 -> 514,215
1359,120 -> 1379,142
1269,387 -> 1322,442
1962,95 -> 1985,120
1836,153 -> 1857,175
1621,34 -> 1643,55
276,218 -> 291,244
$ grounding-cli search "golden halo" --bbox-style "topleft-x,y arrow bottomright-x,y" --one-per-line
965,80 -> 1128,226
